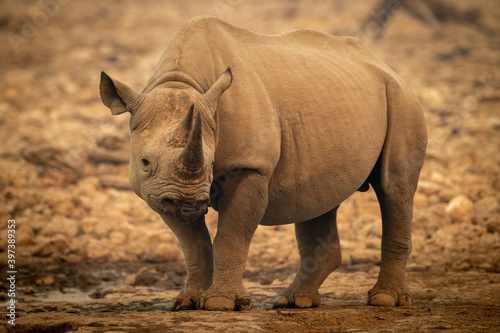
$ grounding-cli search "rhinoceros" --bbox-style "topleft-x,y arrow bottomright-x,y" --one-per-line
99,16 -> 427,311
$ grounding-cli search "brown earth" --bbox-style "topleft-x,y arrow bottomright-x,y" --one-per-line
0,0 -> 499,332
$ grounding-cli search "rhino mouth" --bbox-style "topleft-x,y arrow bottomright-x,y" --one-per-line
158,195 -> 209,222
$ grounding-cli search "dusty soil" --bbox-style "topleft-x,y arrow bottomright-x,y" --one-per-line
0,0 -> 499,332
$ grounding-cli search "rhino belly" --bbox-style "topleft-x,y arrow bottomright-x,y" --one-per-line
260,105 -> 386,226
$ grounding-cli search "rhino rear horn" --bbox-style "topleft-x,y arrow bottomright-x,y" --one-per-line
100,72 -> 144,115
204,67 -> 233,109
177,111 -> 204,173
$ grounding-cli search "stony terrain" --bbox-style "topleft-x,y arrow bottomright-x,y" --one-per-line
0,0 -> 499,332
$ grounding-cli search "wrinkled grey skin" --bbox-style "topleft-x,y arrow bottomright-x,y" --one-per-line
99,16 -> 427,311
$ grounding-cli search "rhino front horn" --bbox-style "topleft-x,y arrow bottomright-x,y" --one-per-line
177,111 -> 204,173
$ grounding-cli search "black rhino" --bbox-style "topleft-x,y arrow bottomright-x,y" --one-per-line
99,16 -> 427,311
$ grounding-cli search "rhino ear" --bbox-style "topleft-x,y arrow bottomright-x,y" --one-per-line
204,67 -> 232,110
100,72 -> 144,115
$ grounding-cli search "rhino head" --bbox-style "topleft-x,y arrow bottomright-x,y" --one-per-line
99,69 -> 232,222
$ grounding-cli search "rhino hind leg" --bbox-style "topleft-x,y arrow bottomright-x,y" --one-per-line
367,177 -> 415,307
366,165 -> 418,307
365,78 -> 427,307
273,207 -> 341,309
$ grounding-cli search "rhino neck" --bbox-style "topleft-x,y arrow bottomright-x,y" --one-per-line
142,71 -> 205,94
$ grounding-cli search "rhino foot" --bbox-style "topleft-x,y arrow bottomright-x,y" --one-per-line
272,290 -> 321,309
367,286 -> 413,307
197,286 -> 253,311
171,289 -> 203,311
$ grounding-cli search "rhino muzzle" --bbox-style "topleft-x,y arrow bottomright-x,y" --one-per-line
160,195 -> 209,222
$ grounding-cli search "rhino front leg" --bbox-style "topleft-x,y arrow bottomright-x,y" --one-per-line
273,207 -> 341,309
197,171 -> 268,311
161,215 -> 213,311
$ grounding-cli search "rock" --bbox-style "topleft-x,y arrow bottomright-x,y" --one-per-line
17,225 -> 35,246
420,87 -> 446,110
146,243 -> 181,263
417,181 -> 442,195
353,215 -> 381,239
109,231 -> 127,246
23,286 -> 37,295
75,176 -> 100,196
414,193 -> 428,210
36,276 -> 54,286
127,239 -> 148,260
357,199 -> 381,217
133,267 -> 160,286
467,186 -> 497,202
40,215 -> 78,240
442,223 -> 463,237
118,285 -> 136,293
80,217 -> 99,235
451,261 -> 471,271
86,239 -> 111,263
446,195 -> 474,222
65,254 -> 84,263
22,145 -> 80,180
350,249 -> 380,265
486,216 -> 500,234
474,196 -> 500,224
429,171 -> 452,186
108,247 -> 138,263
32,234 -> 69,257
99,174 -> 131,191
125,273 -> 137,286
69,235 -> 91,255
439,189 -> 457,203
92,219 -> 115,238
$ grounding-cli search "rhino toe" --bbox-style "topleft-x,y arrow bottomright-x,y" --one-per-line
201,296 -> 236,311
236,296 -> 253,310
197,287 -> 254,311
368,289 -> 413,307
272,292 -> 320,309
198,296 -> 253,311
398,294 -> 413,306
272,295 -> 290,309
172,297 -> 196,311
368,292 -> 396,307
294,296 -> 315,308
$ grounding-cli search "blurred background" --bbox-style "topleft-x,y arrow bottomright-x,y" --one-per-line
0,0 -> 499,306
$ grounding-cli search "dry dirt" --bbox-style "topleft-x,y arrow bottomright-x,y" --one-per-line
0,0 -> 499,332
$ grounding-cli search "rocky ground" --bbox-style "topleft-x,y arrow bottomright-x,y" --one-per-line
0,0 -> 499,332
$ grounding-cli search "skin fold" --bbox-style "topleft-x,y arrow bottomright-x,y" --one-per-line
99,16 -> 427,311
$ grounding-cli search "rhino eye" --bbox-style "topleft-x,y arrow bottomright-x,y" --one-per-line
141,158 -> 150,168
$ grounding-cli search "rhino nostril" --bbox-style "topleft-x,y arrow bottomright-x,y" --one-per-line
160,196 -> 175,207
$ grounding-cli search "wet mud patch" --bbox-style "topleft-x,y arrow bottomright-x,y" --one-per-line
7,271 -> 500,332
